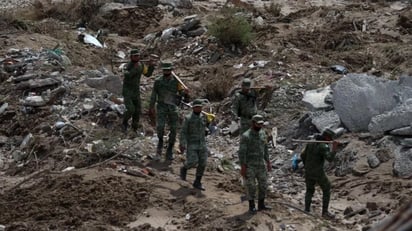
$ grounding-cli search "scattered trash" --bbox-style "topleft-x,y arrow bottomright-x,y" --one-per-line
78,33 -> 105,48
330,65 -> 348,74
248,60 -> 269,69
0,103 -> 8,114
185,213 -> 191,220
62,166 -> 75,172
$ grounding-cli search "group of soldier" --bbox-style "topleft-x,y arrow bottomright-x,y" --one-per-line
121,49 -> 339,217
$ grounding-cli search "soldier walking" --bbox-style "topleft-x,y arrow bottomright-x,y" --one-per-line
122,49 -> 156,132
239,114 -> 272,214
149,61 -> 187,161
300,129 -> 339,219
179,99 -> 209,191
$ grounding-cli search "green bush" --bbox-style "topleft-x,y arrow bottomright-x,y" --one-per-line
208,14 -> 253,47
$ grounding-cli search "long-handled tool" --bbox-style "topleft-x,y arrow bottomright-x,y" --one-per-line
181,101 -> 216,123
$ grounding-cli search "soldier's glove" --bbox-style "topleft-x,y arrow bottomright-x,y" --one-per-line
179,145 -> 186,154
266,161 -> 272,172
332,141 -> 339,152
240,164 -> 247,178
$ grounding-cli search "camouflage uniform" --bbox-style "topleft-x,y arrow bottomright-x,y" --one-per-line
179,99 -> 208,190
239,115 -> 270,215
149,62 -> 185,159
232,78 -> 258,135
301,141 -> 336,215
122,49 -> 155,130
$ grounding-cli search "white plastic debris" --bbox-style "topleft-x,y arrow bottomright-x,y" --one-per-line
83,33 -> 105,48
62,166 -> 75,172
248,60 -> 269,68
185,213 -> 191,220
54,121 -> 66,129
233,64 -> 243,69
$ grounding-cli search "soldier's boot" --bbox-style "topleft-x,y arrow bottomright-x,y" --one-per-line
322,210 -> 335,219
166,146 -> 174,160
248,200 -> 257,215
180,166 -> 187,181
193,176 -> 205,191
257,199 -> 272,211
304,202 -> 311,213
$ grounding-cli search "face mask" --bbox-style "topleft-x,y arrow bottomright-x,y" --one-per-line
253,126 -> 262,131
193,111 -> 201,115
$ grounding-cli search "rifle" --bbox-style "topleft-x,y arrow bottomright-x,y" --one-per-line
181,101 -> 216,123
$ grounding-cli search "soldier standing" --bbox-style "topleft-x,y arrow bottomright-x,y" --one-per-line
239,114 -> 272,214
122,49 -> 155,132
300,129 -> 339,219
179,99 -> 209,191
232,78 -> 257,135
149,62 -> 187,161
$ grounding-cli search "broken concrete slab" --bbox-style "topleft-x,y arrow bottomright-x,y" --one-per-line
15,78 -> 61,90
390,125 -> 412,136
369,100 -> 412,134
84,75 -> 122,95
332,74 -> 399,132
309,110 -> 341,133
393,147 -> 412,177
302,86 -> 333,111
23,96 -> 47,107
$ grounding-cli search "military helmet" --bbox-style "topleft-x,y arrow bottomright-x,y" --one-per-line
161,62 -> 173,70
321,128 -> 335,138
130,49 -> 140,56
192,99 -> 204,107
252,114 -> 265,124
242,78 -> 252,87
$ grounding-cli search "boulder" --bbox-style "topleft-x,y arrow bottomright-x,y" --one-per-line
302,86 -> 333,111
375,149 -> 392,163
393,147 -> 412,177
332,74 -> 398,132
334,141 -> 358,177
369,100 -> 412,134
309,110 -> 341,133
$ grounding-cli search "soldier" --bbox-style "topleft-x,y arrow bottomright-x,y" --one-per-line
149,61 -> 187,161
239,114 -> 272,214
179,99 -> 209,191
122,49 -> 156,132
300,129 -> 339,219
232,78 -> 272,135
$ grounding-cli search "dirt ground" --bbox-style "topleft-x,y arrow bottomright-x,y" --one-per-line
1,0 -> 412,230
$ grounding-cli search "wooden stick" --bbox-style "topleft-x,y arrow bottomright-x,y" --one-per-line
292,139 -> 333,144
172,71 -> 189,90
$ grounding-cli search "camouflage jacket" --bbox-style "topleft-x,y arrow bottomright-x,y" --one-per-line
122,61 -> 155,97
231,90 -> 258,120
180,112 -> 207,148
301,143 -> 335,178
239,128 -> 269,167
150,75 -> 185,108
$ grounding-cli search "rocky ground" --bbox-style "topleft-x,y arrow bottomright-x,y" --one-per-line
0,0 -> 412,231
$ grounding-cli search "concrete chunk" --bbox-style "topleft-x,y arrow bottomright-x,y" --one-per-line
369,100 -> 412,134
332,74 -> 398,132
390,126 -> 412,136
310,110 -> 341,133
302,86 -> 333,111
85,75 -> 122,95
393,147 -> 412,177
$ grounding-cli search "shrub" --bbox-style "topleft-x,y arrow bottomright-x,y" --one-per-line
208,13 -> 253,47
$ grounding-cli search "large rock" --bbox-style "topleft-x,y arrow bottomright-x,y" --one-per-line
332,74 -> 398,132
367,154 -> 380,168
334,141 -> 359,176
302,86 -> 333,111
369,100 -> 412,134
393,147 -> 412,177
309,110 -> 341,133
84,75 -> 122,95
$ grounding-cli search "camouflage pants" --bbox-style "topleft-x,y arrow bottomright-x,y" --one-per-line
305,174 -> 331,212
184,145 -> 207,177
245,165 -> 267,200
123,96 -> 141,129
156,104 -> 178,156
239,117 -> 252,135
